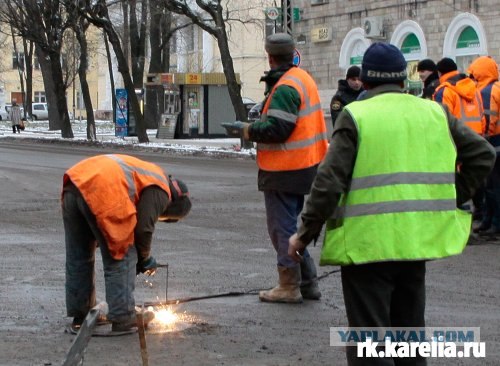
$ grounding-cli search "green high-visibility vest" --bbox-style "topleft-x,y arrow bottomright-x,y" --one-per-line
320,93 -> 471,266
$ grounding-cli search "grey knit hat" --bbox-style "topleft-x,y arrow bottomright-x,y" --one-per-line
265,33 -> 295,56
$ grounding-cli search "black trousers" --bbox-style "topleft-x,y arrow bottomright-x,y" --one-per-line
341,261 -> 427,366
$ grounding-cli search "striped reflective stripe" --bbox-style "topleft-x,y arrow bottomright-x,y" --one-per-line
106,155 -> 168,201
350,172 -> 455,191
282,75 -> 323,118
298,103 -> 322,117
333,199 -> 457,219
258,131 -> 329,151
484,109 -> 498,116
459,93 -> 482,123
267,108 -> 297,123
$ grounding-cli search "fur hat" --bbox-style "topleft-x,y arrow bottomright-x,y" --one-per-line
265,33 -> 295,56
360,42 -> 407,83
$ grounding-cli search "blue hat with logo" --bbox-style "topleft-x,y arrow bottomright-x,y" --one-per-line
360,42 -> 407,83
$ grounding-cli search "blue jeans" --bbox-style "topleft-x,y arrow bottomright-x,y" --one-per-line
63,190 -> 137,323
264,190 -> 310,268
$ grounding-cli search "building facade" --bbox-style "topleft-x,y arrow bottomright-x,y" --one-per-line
292,0 -> 500,116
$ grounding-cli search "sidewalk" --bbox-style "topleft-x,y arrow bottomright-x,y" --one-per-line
0,120 -> 255,157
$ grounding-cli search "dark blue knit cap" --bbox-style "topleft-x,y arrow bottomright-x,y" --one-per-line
360,42 -> 407,83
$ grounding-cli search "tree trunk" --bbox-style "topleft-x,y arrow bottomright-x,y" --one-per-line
49,50 -> 73,138
22,39 -> 33,120
75,20 -> 96,141
145,0 -> 168,129
35,47 -> 60,130
104,22 -> 148,142
214,26 -> 251,148
103,32 -> 116,126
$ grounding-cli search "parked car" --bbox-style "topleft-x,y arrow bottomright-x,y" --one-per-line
31,102 -> 49,120
242,97 -> 256,117
0,107 -> 8,121
247,101 -> 263,122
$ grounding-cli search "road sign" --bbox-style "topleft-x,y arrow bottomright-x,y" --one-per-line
293,8 -> 301,22
293,48 -> 301,67
266,7 -> 280,21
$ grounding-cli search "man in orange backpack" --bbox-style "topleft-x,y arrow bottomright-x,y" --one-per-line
434,57 -> 486,220
468,56 -> 500,236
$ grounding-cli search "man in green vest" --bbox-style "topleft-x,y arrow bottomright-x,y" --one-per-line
288,42 -> 495,365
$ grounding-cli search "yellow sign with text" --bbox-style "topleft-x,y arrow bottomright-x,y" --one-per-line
186,73 -> 202,84
311,27 -> 332,43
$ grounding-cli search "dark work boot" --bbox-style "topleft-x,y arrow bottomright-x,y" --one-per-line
478,226 -> 500,239
259,266 -> 303,303
12,126 -> 16,134
300,256 -> 321,300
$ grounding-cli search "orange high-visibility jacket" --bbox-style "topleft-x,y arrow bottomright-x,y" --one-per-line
257,67 -> 328,171
433,70 -> 485,134
63,154 -> 171,259
468,56 -> 500,137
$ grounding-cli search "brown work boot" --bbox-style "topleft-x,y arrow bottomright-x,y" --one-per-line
111,310 -> 155,332
259,266 -> 303,303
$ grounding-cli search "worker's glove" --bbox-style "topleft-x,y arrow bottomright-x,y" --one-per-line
221,121 -> 250,139
136,256 -> 158,276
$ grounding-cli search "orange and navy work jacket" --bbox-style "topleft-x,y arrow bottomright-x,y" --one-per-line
257,67 -> 328,171
63,154 -> 171,259
433,70 -> 485,135
468,56 -> 500,139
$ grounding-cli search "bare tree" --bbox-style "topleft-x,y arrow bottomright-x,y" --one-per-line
163,0 -> 248,123
0,0 -> 74,137
79,0 -> 148,143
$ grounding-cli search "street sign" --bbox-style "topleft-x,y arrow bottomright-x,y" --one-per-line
293,49 -> 301,67
293,8 -> 301,22
265,7 -> 280,21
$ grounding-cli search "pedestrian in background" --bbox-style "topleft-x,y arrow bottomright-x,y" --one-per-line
230,33 -> 328,303
289,42 -> 495,365
62,154 -> 191,333
330,66 -> 364,128
468,56 -> 500,236
417,58 -> 439,99
434,57 -> 486,220
434,57 -> 485,134
9,101 -> 22,133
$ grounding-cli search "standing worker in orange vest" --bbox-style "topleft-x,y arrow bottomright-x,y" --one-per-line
62,154 -> 191,333
468,56 -> 500,236
229,33 -> 328,303
434,57 -> 486,220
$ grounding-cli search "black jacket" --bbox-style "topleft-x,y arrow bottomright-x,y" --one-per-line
422,71 -> 440,99
330,79 -> 363,127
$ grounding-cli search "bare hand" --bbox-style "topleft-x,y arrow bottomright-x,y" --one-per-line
288,233 -> 306,262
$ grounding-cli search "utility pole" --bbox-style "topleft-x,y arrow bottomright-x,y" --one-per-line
281,0 -> 293,35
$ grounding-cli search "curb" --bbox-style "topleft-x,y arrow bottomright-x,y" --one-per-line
3,136 -> 256,160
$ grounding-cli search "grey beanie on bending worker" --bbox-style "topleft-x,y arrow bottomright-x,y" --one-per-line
158,178 -> 191,223
265,33 -> 295,56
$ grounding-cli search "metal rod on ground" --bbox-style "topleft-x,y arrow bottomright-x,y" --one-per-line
156,263 -> 169,303
62,304 -> 101,366
137,306 -> 149,366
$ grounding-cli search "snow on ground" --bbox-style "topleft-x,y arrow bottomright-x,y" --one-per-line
0,119 -> 255,157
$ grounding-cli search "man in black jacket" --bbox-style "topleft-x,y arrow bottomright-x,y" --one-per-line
330,66 -> 363,128
417,58 -> 439,99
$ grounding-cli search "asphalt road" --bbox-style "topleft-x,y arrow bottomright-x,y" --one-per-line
0,139 -> 498,366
